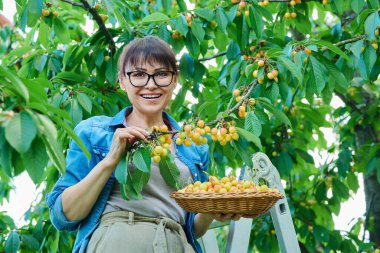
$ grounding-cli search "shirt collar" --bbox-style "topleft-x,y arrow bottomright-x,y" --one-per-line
109,106 -> 181,131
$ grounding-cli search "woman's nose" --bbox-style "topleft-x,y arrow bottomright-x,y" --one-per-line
145,76 -> 158,89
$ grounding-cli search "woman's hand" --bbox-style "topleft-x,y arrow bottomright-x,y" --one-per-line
194,213 -> 242,238
104,126 -> 150,169
207,213 -> 242,222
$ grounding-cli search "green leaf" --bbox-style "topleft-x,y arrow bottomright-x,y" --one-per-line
193,61 -> 206,82
309,56 -> 327,94
176,0 -> 187,12
190,19 -> 205,43
296,149 -> 314,164
53,17 -> 70,43
351,0 -> 365,14
5,112 -> 37,154
175,15 -> 188,36
236,127 -> 262,149
194,8 -> 214,22
377,166 -> 380,184
49,115 -> 91,159
27,0 -> 42,27
249,6 -> 263,39
179,53 -> 195,80
347,172 -> 359,193
364,11 -> 380,41
67,98 -> 83,127
133,148 -> 151,173
24,137 -> 48,184
332,178 -> 349,201
33,54 -> 48,72
216,7 -> 228,33
0,66 -> 29,102
5,231 -> 20,253
245,112 -> 262,137
276,152 -> 292,176
351,40 -> 363,59
53,71 -> 87,83
227,41 -> 240,60
115,155 -> 128,184
159,155 -> 180,189
21,235 -> 39,251
36,115 -> 66,174
256,98 -> 292,127
185,32 -> 200,58
236,14 -> 249,49
308,40 -> 351,62
277,56 -> 302,83
132,170 -> 150,193
363,45 -> 377,78
315,182 -> 327,202
77,92 -> 92,113
214,28 -> 229,51
7,46 -> 33,58
368,0 -> 379,8
0,130 -> 12,177
337,148 -> 351,177
141,13 -> 170,23
0,0 -> 2,10
317,55 -> 348,91
330,0 -> 343,15
106,58 -> 117,85
38,21 -> 50,49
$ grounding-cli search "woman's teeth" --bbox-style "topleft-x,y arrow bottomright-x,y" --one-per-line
141,94 -> 162,99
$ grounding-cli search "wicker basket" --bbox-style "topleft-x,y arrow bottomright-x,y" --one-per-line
171,191 -> 284,218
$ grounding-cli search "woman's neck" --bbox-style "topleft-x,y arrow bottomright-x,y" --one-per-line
125,109 -> 166,130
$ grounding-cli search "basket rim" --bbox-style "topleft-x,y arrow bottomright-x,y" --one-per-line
170,190 -> 284,200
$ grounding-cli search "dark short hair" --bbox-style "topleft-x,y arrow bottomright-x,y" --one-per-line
118,36 -> 178,77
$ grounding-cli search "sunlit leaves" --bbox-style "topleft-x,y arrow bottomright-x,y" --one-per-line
141,13 -> 170,23
159,155 -> 180,189
5,112 -> 37,154
5,230 -> 20,253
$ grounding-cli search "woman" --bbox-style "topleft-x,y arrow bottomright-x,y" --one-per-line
46,36 -> 240,253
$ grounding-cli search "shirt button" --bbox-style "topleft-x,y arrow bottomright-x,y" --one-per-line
102,153 -> 105,157
200,163 -> 203,166
195,173 -> 198,177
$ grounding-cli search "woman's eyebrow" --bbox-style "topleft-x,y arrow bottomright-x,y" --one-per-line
132,67 -> 167,71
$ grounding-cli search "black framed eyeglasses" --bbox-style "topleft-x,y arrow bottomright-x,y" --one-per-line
126,70 -> 176,87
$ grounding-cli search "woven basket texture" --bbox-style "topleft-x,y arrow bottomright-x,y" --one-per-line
171,191 -> 284,218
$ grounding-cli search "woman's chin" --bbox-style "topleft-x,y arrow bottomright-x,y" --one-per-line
135,105 -> 165,116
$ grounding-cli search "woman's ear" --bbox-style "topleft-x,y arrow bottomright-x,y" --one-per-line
119,74 -> 127,91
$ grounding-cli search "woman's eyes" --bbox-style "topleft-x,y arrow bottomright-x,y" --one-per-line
131,72 -> 147,77
155,71 -> 169,77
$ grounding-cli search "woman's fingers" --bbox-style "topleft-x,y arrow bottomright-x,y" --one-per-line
212,213 -> 242,222
116,127 -> 150,144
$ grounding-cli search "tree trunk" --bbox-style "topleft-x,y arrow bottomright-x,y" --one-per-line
356,125 -> 380,247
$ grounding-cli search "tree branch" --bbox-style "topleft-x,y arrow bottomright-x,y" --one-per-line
199,35 -> 367,62
61,0 -> 84,8
62,0 -> 116,55
199,51 -> 226,62
207,80 -> 258,126
332,35 -> 367,48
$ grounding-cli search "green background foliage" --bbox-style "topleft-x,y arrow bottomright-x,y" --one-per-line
0,0 -> 380,252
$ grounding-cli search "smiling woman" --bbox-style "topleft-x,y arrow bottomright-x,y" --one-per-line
45,36 -> 238,253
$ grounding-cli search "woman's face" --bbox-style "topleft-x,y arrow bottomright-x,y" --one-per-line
119,61 -> 177,117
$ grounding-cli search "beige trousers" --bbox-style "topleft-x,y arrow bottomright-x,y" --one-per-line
85,211 -> 196,253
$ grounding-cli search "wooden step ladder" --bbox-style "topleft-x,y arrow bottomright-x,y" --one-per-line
198,152 -> 301,253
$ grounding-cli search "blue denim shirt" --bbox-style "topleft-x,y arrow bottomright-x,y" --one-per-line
46,107 -> 209,253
